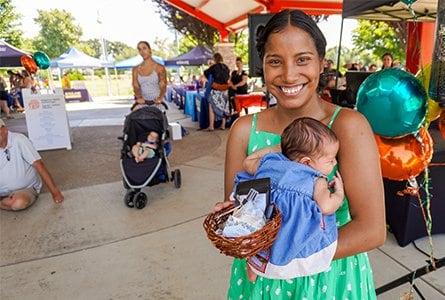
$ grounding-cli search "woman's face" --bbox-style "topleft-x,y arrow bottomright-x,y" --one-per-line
263,25 -> 323,110
137,43 -> 152,59
236,60 -> 243,69
382,55 -> 393,68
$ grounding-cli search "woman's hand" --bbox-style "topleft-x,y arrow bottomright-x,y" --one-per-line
136,97 -> 145,104
213,200 -> 233,212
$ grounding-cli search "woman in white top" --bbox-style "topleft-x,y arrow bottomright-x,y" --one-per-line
131,41 -> 167,110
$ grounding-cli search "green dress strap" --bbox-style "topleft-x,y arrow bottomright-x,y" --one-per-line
328,106 -> 342,129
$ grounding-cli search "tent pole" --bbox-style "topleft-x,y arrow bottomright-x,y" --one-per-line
335,17 -> 345,88
114,67 -> 120,96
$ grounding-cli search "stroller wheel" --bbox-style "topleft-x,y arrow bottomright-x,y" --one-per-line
124,191 -> 136,208
134,192 -> 148,209
173,169 -> 181,188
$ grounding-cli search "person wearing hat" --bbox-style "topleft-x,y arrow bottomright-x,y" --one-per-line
0,119 -> 64,210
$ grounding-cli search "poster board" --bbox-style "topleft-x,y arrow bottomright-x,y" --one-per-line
22,88 -> 72,151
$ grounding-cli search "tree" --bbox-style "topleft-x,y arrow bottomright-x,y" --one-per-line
0,0 -> 23,46
351,20 -> 405,64
33,9 -> 83,58
151,0 -> 217,48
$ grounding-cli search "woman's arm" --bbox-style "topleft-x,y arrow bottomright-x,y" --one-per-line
235,73 -> 249,89
156,64 -> 167,103
132,66 -> 144,104
21,77 -> 33,89
332,109 -> 386,259
224,115 -> 253,201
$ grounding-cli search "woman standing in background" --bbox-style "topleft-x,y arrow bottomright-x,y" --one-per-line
131,41 -> 167,110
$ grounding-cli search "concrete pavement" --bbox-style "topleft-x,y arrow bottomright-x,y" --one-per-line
1,98 -> 444,299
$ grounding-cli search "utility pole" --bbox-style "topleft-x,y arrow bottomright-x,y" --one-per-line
97,10 -> 112,97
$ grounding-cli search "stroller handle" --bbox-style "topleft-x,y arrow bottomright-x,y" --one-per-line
145,100 -> 169,110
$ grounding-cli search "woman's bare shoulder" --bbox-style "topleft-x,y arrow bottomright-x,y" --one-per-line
333,107 -> 372,132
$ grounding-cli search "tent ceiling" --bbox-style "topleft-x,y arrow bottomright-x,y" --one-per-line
164,0 -> 343,33
342,0 -> 438,22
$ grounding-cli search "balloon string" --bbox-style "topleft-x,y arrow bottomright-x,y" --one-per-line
421,166 -> 436,269
428,162 -> 445,166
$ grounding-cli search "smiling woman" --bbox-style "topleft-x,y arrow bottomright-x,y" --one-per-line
216,9 -> 385,299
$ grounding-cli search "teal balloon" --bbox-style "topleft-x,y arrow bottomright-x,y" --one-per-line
356,68 -> 427,138
33,51 -> 50,70
401,0 -> 417,5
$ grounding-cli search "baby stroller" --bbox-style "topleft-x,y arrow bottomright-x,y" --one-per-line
120,102 -> 181,209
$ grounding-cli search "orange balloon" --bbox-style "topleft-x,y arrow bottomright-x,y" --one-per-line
20,54 -> 38,73
375,127 -> 434,181
439,110 -> 445,140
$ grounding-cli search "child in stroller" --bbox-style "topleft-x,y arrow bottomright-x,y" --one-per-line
132,131 -> 159,163
120,103 -> 181,209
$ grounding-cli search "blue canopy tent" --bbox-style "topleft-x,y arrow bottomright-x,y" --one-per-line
114,55 -> 165,69
50,47 -> 109,69
164,45 -> 213,66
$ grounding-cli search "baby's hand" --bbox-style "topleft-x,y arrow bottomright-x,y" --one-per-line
329,171 -> 344,197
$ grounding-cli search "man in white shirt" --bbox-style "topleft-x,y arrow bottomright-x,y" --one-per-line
0,119 -> 64,210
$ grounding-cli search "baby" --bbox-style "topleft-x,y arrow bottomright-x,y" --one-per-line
236,117 -> 344,281
131,131 -> 159,163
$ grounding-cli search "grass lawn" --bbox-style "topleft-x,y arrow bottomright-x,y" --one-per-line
54,75 -> 134,98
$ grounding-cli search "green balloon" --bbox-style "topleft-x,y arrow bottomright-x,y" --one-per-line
356,68 -> 427,138
33,51 -> 50,70
401,0 -> 417,5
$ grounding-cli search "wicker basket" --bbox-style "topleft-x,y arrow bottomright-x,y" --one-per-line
203,203 -> 282,258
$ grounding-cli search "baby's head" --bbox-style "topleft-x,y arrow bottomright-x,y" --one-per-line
281,117 -> 339,176
147,131 -> 159,143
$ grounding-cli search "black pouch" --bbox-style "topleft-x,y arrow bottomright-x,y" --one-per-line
235,178 -> 274,220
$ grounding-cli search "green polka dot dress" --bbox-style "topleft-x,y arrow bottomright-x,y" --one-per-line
227,109 -> 377,299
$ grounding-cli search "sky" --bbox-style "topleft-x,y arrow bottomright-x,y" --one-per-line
11,0 -> 357,51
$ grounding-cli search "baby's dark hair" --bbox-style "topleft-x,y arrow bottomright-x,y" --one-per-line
281,117 -> 338,162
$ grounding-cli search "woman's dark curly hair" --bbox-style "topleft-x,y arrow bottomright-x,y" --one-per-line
255,9 -> 327,78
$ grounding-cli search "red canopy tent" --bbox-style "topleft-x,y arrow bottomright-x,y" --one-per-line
164,0 -> 343,41
163,0 -> 437,74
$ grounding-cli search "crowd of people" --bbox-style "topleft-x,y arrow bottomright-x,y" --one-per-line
0,69 -> 39,119
318,52 -> 403,104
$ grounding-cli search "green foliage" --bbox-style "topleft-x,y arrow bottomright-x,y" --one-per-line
66,71 -> 84,81
33,9 -> 83,58
0,0 -> 23,46
229,31 -> 249,64
152,0 -> 217,47
352,20 -> 405,64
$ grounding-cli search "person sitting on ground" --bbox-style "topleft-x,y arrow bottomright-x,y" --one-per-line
7,70 -> 24,113
0,119 -> 64,210
0,76 -> 13,119
238,117 -> 344,281
131,131 -> 160,163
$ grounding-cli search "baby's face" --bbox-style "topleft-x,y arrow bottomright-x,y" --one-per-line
147,132 -> 159,142
307,141 -> 339,176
